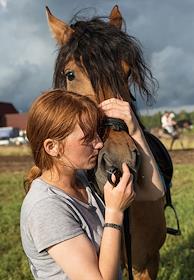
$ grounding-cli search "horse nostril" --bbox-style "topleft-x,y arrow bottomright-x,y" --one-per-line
106,166 -> 122,187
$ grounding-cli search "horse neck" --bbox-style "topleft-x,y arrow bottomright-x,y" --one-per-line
130,101 -> 146,131
121,90 -> 146,131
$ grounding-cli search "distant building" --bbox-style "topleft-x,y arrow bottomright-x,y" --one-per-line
2,113 -> 28,130
0,102 -> 27,130
0,102 -> 18,115
0,102 -> 18,127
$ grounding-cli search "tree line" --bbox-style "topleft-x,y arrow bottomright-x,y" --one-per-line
140,110 -> 194,129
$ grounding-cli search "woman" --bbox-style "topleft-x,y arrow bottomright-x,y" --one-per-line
20,89 -> 135,280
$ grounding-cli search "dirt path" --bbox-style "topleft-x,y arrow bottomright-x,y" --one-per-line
0,156 -> 33,173
169,149 -> 194,165
0,149 -> 194,173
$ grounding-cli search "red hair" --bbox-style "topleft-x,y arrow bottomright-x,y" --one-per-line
24,89 -> 102,192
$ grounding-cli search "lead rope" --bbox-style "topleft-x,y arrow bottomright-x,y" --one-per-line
107,165 -> 134,280
124,209 -> 133,280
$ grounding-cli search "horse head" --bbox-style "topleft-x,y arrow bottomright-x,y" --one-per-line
46,5 -> 157,191
177,119 -> 193,130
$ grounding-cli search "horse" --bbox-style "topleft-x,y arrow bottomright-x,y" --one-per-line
46,6 -> 167,279
151,119 -> 193,150
176,119 -> 193,130
151,126 -> 182,150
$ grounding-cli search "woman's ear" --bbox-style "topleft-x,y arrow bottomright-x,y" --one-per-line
43,139 -> 59,157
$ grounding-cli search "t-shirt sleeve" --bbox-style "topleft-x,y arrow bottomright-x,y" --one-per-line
28,198 -> 84,253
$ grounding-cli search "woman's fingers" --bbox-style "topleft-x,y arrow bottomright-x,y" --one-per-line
99,98 -> 129,111
117,163 -> 133,189
99,98 -> 126,106
99,98 -> 132,120
104,163 -> 132,191
99,98 -> 138,135
104,162 -> 135,212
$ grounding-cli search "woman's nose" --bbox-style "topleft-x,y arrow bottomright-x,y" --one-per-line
93,134 -> 103,149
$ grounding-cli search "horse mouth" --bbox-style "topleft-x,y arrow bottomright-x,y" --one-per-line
95,147 -> 140,192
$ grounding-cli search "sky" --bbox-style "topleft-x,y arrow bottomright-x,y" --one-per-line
0,0 -> 194,114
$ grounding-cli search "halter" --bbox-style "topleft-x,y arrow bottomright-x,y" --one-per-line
102,117 -> 129,134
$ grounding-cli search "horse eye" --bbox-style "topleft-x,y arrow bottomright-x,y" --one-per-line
65,71 -> 75,81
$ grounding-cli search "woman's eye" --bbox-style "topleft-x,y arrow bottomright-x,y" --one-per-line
65,71 -> 75,81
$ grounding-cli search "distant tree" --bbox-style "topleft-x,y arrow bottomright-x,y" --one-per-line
140,111 -> 162,129
176,110 -> 190,121
140,110 -> 194,130
189,111 -> 194,122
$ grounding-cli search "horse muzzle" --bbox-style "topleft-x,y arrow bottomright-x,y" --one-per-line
95,131 -> 140,192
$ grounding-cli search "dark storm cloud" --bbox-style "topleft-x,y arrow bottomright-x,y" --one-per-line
0,0 -> 194,112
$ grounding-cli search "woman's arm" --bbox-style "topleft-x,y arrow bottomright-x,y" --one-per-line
48,223 -> 121,280
129,128 -> 165,200
99,98 -> 165,201
48,163 -> 134,280
48,233 -> 103,280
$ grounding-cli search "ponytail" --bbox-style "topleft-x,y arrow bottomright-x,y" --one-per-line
24,165 -> 42,193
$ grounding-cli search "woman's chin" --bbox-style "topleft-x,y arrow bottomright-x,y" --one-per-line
85,159 -> 98,170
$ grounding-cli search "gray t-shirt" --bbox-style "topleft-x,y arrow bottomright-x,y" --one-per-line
20,173 -> 105,280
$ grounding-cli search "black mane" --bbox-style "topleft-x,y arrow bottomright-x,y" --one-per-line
53,15 -> 157,104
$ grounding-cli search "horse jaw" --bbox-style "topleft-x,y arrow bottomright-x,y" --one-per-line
95,131 -> 139,192
109,5 -> 123,30
46,6 -> 74,45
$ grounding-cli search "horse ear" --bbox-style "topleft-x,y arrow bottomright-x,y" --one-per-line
109,5 -> 122,30
46,6 -> 73,45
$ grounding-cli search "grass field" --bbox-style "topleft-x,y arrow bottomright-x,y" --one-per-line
160,136 -> 194,150
0,171 -> 33,280
0,165 -> 194,280
158,165 -> 194,280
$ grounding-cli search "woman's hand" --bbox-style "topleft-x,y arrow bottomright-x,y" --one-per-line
99,98 -> 139,135
103,163 -> 135,224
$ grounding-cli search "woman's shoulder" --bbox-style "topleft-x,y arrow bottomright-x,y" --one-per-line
22,178 -> 51,206
20,178 -> 71,221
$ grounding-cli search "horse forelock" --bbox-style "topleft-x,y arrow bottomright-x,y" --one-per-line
53,14 -> 157,104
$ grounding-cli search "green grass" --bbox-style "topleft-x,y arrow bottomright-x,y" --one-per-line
158,165 -> 194,280
0,165 -> 194,279
0,172 -> 33,280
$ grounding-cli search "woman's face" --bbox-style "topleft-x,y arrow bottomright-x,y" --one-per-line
60,124 -> 103,170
